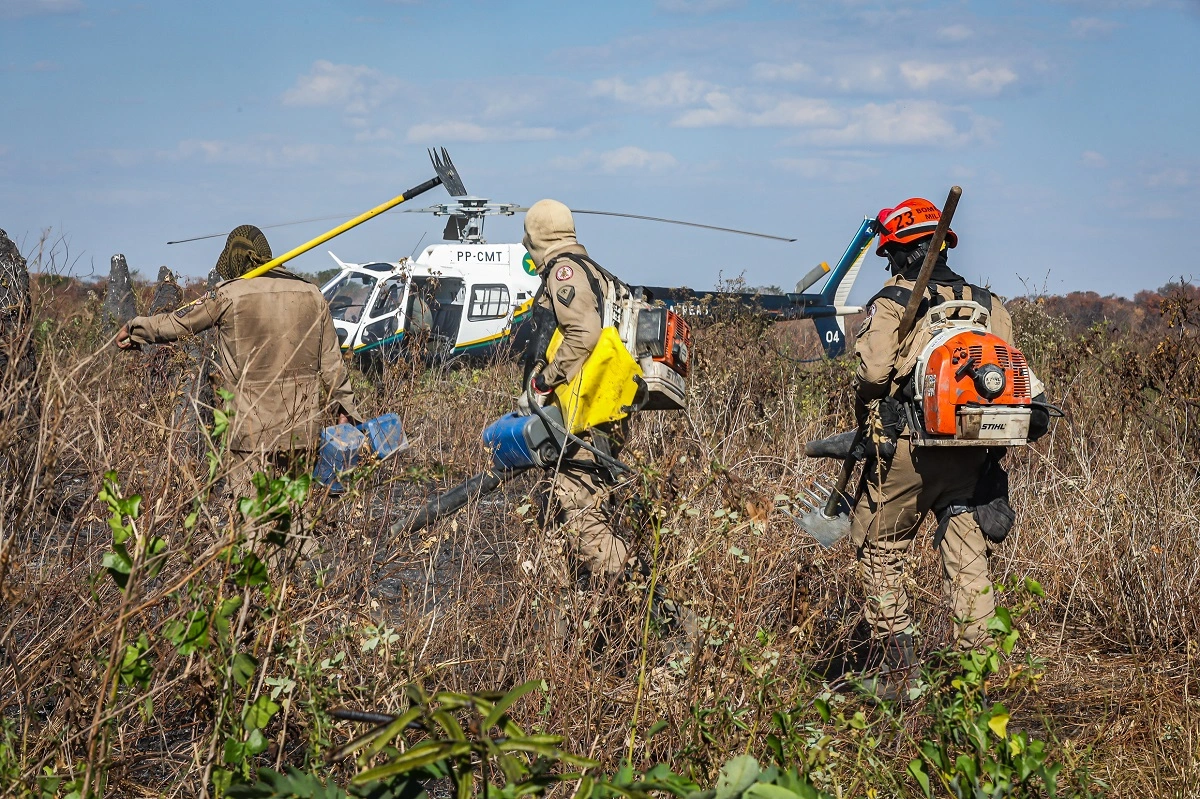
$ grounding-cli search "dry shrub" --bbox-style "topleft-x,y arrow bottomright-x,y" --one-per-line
1,263 -> 1198,797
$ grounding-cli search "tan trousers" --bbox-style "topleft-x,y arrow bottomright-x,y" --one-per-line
225,450 -> 301,503
849,438 -> 995,650
224,449 -> 325,552
550,426 -> 631,582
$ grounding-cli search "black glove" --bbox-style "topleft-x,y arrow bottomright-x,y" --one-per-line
878,396 -> 904,441
1028,392 -> 1050,442
974,497 -> 1016,543
972,450 -> 1013,543
531,373 -> 552,396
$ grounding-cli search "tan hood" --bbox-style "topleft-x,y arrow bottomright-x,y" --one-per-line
522,199 -> 577,270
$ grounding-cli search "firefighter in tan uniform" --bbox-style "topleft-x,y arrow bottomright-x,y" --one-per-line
850,198 -> 1018,684
520,200 -> 696,654
521,199 -> 632,582
116,225 -> 362,501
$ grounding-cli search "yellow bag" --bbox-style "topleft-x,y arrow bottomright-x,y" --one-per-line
545,327 -> 643,434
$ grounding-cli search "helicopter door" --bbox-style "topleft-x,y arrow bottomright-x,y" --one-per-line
405,277 -> 465,359
356,275 -> 409,352
458,282 -> 512,355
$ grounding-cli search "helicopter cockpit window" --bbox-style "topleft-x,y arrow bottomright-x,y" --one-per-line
324,273 -> 377,324
467,284 -> 509,321
369,277 -> 405,318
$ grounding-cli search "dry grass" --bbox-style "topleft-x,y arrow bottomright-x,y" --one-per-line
2,263 -> 1200,798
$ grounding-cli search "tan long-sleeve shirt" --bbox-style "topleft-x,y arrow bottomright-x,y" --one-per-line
127,270 -> 361,452
538,245 -> 609,388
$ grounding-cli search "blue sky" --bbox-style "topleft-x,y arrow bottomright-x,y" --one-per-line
2,0 -> 1198,304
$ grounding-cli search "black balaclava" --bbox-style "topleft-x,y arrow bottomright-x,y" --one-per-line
883,240 -> 964,286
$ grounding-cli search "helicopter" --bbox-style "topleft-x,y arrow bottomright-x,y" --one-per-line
318,151 -> 876,365
167,148 -> 874,365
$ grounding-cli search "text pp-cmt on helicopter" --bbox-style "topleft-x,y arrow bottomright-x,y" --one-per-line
171,149 -> 875,363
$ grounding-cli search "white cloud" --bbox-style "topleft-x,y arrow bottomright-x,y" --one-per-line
1144,167 -> 1196,188
937,24 -> 975,42
171,139 -> 321,167
772,157 -> 879,183
656,0 -> 744,12
1069,16 -> 1121,37
281,60 -> 402,115
817,61 -> 894,94
552,146 -> 678,173
1081,150 -> 1108,168
0,0 -> 82,18
591,72 -> 714,108
899,60 -> 1019,95
793,101 -> 997,148
752,62 -> 814,82
405,121 -> 558,143
673,92 -> 842,128
354,128 -> 395,143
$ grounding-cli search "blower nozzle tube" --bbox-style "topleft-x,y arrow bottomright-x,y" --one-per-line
392,468 -> 528,536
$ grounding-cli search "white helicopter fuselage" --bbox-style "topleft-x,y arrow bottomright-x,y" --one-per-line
321,242 -> 542,360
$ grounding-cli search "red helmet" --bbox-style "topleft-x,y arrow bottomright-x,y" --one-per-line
875,197 -> 957,256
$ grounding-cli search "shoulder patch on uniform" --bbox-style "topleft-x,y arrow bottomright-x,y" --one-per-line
855,303 -> 876,336
556,286 -> 575,307
555,264 -> 574,281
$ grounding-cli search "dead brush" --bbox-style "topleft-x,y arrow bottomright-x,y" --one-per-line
1,261 -> 1199,796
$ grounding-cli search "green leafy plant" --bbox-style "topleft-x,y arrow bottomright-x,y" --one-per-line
907,580 -> 1065,798
228,680 -> 595,799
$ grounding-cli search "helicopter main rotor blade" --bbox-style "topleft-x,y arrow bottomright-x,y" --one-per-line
168,204 -> 796,245
167,213 -> 360,245
167,206 -> 445,245
569,209 -> 796,242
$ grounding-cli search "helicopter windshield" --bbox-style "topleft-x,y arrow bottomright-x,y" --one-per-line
324,272 -> 377,324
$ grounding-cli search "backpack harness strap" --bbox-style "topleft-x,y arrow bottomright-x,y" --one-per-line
868,282 -> 993,315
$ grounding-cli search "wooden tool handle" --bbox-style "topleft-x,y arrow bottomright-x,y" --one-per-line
897,186 -> 962,339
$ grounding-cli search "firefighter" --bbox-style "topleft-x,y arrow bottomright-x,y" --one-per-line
116,225 -> 362,511
519,199 -> 694,651
849,198 -> 1022,691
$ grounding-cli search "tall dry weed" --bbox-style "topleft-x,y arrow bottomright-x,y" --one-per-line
0,264 -> 1197,796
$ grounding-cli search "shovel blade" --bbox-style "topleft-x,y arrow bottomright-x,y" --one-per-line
796,509 -> 851,548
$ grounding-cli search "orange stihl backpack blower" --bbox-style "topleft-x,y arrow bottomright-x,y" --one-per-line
905,299 -> 1033,446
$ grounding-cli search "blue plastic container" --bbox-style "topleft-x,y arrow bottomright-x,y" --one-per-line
313,414 -> 410,491
313,423 -> 367,491
362,413 -> 409,459
481,407 -> 563,471
483,414 -> 540,471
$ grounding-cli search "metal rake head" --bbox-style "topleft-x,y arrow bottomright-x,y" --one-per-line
790,479 -> 852,548
795,479 -> 838,515
429,147 -> 468,198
